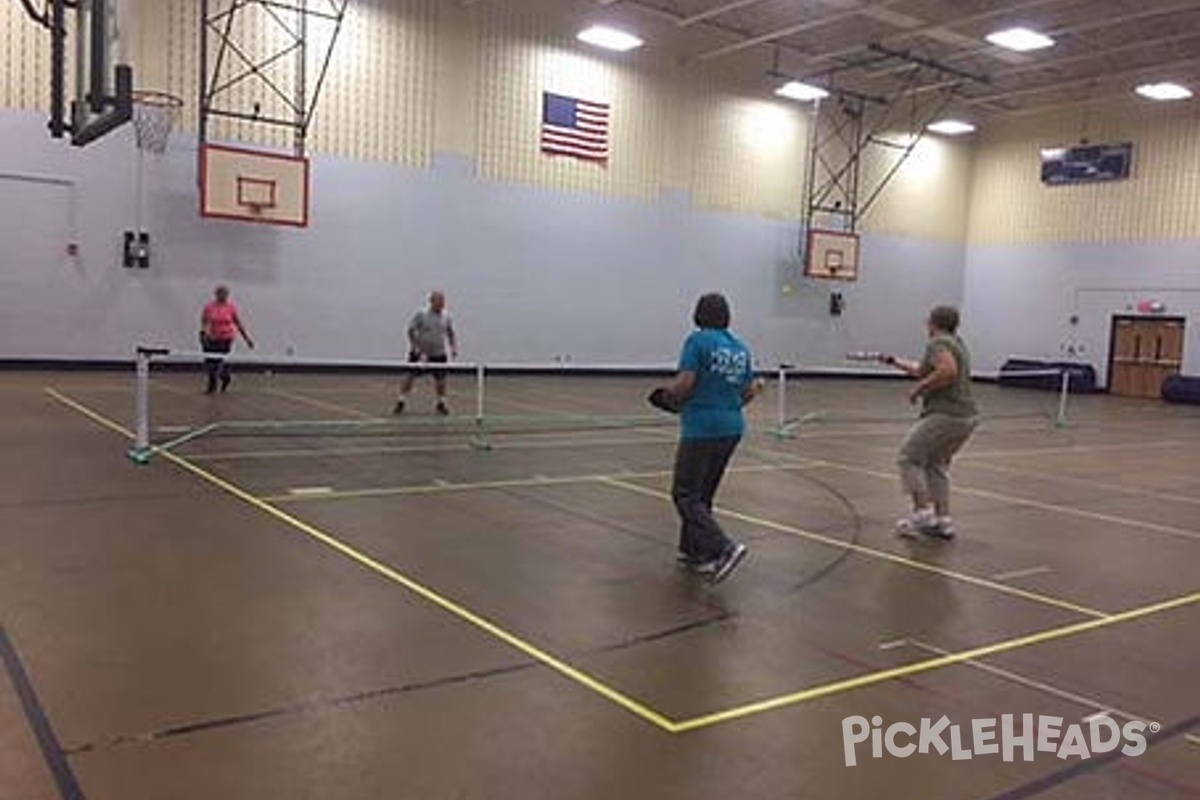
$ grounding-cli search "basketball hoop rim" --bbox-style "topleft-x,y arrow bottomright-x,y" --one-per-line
132,89 -> 184,110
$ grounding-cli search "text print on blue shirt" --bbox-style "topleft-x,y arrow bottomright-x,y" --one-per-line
710,348 -> 750,383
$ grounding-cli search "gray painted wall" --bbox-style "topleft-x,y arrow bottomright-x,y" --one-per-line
963,241 -> 1200,382
2,111 -> 960,368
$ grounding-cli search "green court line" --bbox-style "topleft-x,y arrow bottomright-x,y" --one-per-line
263,463 -> 799,504
188,434 -> 678,462
261,387 -> 375,418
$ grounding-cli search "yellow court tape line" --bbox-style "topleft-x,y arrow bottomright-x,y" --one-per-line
757,450 -> 1200,544
264,463 -> 795,504
947,483 -> 1200,543
966,459 -> 1200,509
43,388 -> 678,733
670,590 -> 1200,732
959,440 -> 1187,460
45,388 -> 136,437
600,478 -> 1110,620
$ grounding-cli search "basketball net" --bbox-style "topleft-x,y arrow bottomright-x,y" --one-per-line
132,90 -> 183,155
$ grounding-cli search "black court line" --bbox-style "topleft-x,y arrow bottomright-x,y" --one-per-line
62,610 -> 732,757
63,660 -> 540,756
0,626 -> 86,800
982,713 -> 1200,800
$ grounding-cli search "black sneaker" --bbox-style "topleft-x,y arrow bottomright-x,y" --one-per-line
436,401 -> 450,416
710,542 -> 748,585
392,400 -> 405,415
220,374 -> 231,392
924,521 -> 956,541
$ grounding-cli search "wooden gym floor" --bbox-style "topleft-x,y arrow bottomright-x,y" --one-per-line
1,370 -> 1198,800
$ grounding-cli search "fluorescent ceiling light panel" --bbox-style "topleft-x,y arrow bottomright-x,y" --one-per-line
577,26 -> 643,52
927,119 -> 976,135
1135,82 -> 1193,100
986,27 -> 1055,52
775,81 -> 829,102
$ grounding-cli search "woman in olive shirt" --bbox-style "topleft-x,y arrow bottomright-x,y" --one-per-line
879,305 -> 978,539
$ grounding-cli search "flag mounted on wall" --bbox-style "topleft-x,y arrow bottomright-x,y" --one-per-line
541,92 -> 610,164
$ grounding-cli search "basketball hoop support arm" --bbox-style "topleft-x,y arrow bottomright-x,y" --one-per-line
199,0 -> 350,158
796,48 -> 985,261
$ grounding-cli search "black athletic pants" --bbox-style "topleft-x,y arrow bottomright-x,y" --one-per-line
671,436 -> 740,562
202,337 -> 233,393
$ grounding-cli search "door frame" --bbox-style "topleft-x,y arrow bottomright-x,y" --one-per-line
1106,314 -> 1187,392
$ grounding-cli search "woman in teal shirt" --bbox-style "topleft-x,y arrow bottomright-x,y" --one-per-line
659,294 -> 762,584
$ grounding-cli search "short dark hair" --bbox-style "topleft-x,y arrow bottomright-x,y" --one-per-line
693,293 -> 731,329
929,305 -> 960,333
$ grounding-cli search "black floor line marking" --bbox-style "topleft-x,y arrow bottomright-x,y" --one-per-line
496,479 -> 860,597
780,470 -> 865,594
62,660 -> 542,756
62,612 -> 732,757
0,627 -> 86,800
982,713 -> 1200,800
497,483 -> 679,554
582,613 -> 733,654
0,488 -> 213,511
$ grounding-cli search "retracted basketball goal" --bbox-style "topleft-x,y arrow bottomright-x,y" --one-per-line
200,143 -> 310,228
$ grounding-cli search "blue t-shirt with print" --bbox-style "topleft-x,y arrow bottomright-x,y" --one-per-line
678,328 -> 753,440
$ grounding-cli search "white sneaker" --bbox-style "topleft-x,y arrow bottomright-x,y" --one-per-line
929,517 -> 956,540
896,509 -> 937,537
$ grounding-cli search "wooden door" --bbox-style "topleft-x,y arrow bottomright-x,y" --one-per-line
1109,317 -> 1186,398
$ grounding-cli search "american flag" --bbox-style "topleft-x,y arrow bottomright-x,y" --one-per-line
541,92 -> 610,163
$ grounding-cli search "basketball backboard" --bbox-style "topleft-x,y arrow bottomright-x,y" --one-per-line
200,144 -> 310,227
805,229 -> 860,281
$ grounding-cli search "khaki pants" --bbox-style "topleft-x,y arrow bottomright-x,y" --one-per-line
898,414 -> 978,513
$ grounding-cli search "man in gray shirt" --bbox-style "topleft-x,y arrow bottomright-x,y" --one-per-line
394,291 -> 458,416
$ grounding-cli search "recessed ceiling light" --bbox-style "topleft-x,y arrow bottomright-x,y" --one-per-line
1136,82 -> 1193,101
986,27 -> 1055,52
775,81 -> 829,102
577,25 -> 643,52
927,119 -> 976,136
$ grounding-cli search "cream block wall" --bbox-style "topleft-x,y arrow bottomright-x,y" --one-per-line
2,1 -> 971,231
474,5 -> 673,201
1,0 -> 52,112
141,0 -> 438,164
860,134 -> 973,242
967,98 -> 1200,246
687,91 -> 807,218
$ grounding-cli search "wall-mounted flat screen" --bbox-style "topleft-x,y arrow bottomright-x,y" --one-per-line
1040,142 -> 1133,185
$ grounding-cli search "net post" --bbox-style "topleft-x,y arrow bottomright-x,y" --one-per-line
774,365 -> 793,439
470,363 -> 492,451
1056,369 -> 1071,428
475,363 -> 486,422
129,346 -> 161,464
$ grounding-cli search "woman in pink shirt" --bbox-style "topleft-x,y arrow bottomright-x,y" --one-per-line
200,285 -> 254,394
